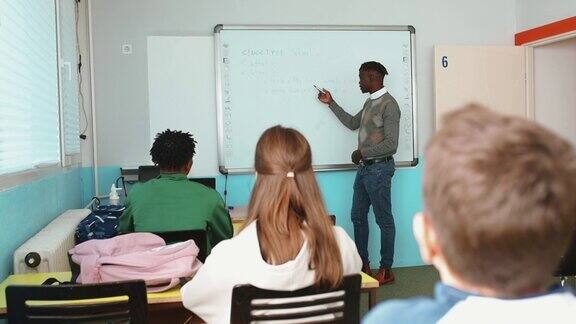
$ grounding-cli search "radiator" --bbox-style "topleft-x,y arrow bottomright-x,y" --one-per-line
13,209 -> 91,274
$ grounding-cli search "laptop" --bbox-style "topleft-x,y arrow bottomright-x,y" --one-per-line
137,165 -> 216,190
189,177 -> 216,189
138,166 -> 160,182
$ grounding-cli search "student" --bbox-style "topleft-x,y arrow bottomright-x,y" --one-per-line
118,129 -> 233,251
364,105 -> 576,324
181,126 -> 362,323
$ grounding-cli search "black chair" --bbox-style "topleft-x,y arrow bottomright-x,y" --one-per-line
230,274 -> 361,324
329,214 -> 336,225
6,280 -> 148,323
138,165 -> 160,182
554,229 -> 576,286
152,229 -> 207,263
189,177 -> 216,189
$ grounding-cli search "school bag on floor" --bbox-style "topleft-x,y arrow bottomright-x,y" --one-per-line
69,232 -> 203,292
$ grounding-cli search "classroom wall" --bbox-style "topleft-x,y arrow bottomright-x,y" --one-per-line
87,0 -> 516,267
515,0 -> 576,31
89,0 -> 516,167
0,168 -> 83,280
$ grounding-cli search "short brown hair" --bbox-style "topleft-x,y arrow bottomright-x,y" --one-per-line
424,105 -> 576,296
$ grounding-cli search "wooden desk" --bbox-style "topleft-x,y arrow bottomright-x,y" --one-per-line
360,271 -> 380,309
232,218 -> 244,235
0,271 -> 379,319
230,205 -> 248,235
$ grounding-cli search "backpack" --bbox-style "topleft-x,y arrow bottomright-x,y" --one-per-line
74,205 -> 125,244
69,232 -> 203,292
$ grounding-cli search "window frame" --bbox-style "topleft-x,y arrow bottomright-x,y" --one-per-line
57,0 -> 82,167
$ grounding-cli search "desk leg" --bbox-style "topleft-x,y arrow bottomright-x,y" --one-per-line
369,289 -> 377,309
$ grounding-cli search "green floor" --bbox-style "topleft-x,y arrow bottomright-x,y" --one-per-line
360,265 -> 441,317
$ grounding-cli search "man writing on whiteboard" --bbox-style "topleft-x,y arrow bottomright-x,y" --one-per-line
317,61 -> 400,285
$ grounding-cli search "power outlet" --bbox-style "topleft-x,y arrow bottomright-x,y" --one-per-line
121,44 -> 133,55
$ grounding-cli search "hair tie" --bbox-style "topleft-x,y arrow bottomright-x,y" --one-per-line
286,171 -> 295,178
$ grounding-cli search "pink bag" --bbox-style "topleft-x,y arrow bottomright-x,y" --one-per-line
69,232 -> 203,292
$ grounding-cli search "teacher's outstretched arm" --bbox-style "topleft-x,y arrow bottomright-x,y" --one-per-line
316,88 -> 362,131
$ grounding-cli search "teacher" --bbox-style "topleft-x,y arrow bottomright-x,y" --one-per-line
317,61 -> 400,285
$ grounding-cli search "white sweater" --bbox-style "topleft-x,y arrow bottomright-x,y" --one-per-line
439,290 -> 576,324
181,221 -> 362,323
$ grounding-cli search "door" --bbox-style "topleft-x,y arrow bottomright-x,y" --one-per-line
434,46 -> 528,129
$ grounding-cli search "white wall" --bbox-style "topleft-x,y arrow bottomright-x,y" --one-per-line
88,0 -> 517,168
534,37 -> 576,147
516,0 -> 576,31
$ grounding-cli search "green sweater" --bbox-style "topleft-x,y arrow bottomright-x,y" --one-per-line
118,173 -> 233,251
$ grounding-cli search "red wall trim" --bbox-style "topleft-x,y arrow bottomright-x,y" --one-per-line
515,16 -> 576,45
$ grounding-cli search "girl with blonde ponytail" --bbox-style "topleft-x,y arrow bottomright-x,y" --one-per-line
181,126 -> 362,323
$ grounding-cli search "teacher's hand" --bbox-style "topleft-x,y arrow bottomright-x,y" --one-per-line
317,89 -> 333,104
351,149 -> 362,165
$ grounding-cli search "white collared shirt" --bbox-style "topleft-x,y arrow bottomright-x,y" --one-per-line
370,87 -> 388,100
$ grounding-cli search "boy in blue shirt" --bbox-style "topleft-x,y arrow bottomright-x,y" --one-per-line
364,105 -> 576,323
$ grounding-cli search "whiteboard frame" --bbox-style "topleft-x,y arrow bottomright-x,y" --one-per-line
214,25 -> 418,174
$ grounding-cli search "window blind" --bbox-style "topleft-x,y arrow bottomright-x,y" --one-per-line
0,0 -> 61,175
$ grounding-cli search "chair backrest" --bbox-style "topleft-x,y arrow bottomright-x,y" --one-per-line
138,165 -> 160,183
152,229 -> 207,262
138,169 -> 216,190
230,274 -> 361,324
6,280 -> 148,323
189,177 -> 216,189
328,214 -> 336,225
555,229 -> 576,277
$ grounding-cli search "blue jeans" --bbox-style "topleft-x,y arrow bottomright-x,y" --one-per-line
351,159 -> 395,269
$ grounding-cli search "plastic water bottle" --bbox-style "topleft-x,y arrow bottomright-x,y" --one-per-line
109,184 -> 122,206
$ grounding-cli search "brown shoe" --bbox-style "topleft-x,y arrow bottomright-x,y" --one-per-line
361,263 -> 373,277
375,268 -> 395,285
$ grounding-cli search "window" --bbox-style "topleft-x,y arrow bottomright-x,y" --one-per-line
58,0 -> 81,158
0,0 -> 82,177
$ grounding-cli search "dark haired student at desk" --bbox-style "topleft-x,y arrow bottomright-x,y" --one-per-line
118,129 -> 233,251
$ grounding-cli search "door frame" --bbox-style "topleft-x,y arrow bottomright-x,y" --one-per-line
515,16 -> 576,120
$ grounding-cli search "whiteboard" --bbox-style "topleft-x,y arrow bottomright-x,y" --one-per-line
215,25 -> 418,174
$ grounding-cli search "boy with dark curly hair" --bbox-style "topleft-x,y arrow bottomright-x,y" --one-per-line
119,129 -> 232,251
